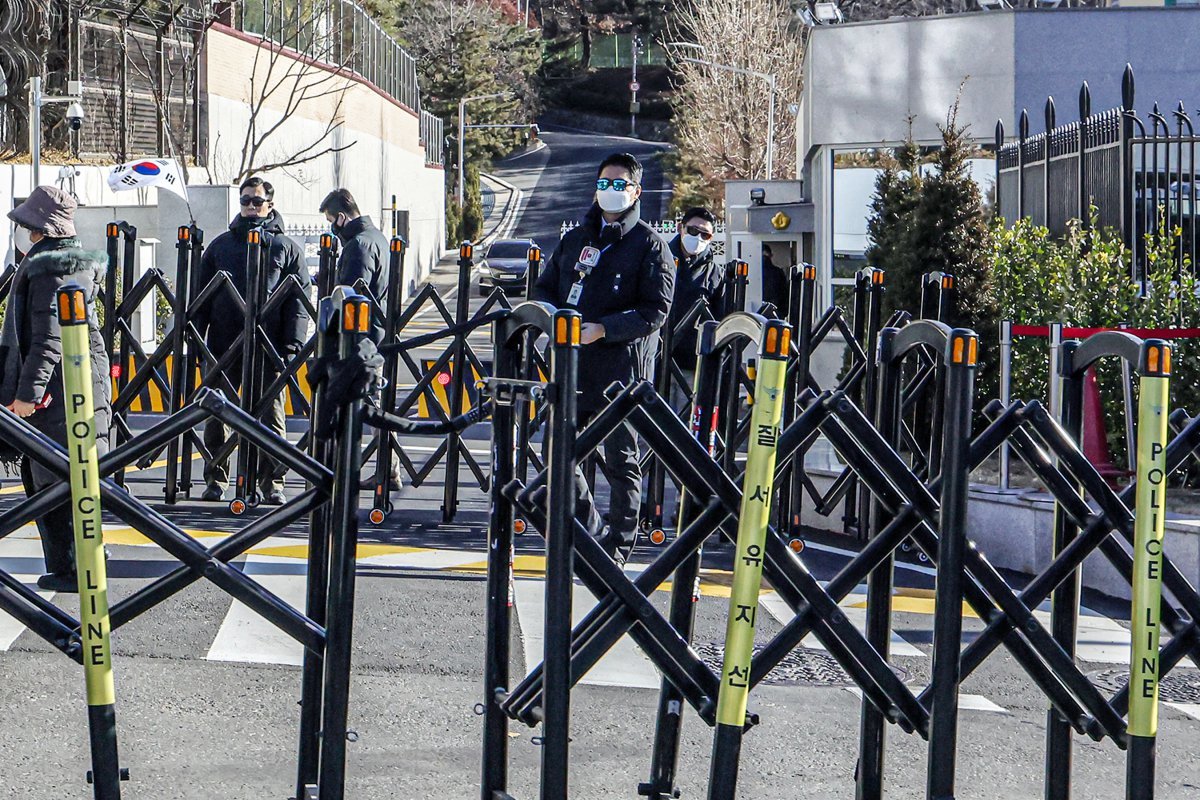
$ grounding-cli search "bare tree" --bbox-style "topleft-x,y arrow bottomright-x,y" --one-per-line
666,0 -> 806,204
208,1 -> 358,184
121,1 -> 221,181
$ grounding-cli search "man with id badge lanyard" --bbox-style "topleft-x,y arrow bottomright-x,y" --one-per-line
534,152 -> 674,564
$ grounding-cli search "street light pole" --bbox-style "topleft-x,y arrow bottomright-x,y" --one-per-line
458,91 -> 512,208
676,54 -> 777,180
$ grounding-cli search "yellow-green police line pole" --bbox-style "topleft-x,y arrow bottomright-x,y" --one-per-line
1127,341 -> 1170,800
59,284 -> 125,799
707,319 -> 790,800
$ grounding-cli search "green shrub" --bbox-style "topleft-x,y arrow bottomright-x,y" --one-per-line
445,194 -> 463,248
993,211 -> 1199,461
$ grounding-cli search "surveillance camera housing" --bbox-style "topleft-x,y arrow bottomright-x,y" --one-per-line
65,101 -> 85,132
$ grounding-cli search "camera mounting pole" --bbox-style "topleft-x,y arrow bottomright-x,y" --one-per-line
28,77 -> 85,187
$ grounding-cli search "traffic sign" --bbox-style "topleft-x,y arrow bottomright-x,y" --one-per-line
629,81 -> 640,92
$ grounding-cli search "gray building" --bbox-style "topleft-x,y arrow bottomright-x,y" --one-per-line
793,7 -> 1200,303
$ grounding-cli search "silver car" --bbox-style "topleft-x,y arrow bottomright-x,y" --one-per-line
478,238 -> 539,296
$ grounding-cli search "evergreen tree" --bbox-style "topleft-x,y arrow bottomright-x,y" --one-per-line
913,100 -> 995,333
864,120 -> 922,318
913,99 -> 998,402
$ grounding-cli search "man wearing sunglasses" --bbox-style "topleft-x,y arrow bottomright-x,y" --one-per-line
192,176 -> 308,505
665,207 -> 723,377
533,151 -> 674,564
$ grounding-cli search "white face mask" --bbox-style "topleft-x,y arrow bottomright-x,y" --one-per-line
596,187 -> 634,214
13,227 -> 33,255
681,233 -> 710,256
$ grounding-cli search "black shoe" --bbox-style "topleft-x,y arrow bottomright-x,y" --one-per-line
599,528 -> 637,567
201,485 -> 225,502
36,573 -> 78,593
263,488 -> 286,506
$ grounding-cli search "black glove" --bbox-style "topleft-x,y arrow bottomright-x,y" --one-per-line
309,339 -> 384,440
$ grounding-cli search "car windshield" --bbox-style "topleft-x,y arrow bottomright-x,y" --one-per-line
487,242 -> 531,259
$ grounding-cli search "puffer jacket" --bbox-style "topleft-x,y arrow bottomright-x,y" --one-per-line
666,234 -> 724,370
0,236 -> 112,439
192,210 -> 309,360
334,215 -> 390,342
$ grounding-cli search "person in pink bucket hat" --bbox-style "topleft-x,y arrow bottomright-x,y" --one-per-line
2,186 -> 112,592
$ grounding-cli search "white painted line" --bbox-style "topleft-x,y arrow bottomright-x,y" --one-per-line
0,537 -> 53,651
844,686 -> 1008,714
759,591 -> 924,658
500,141 -> 547,162
206,555 -> 308,666
363,549 -> 485,570
514,578 -> 660,689
1027,607 -> 1160,665
1165,702 -> 1200,722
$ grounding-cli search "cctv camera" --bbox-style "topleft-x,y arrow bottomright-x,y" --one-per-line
65,101 -> 85,132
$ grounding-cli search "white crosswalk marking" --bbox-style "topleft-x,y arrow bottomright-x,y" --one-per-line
759,589 -> 925,658
513,578 -> 661,689
1037,608 -> 1148,665
0,536 -> 53,651
1165,702 -> 1200,722
206,554 -> 309,666
845,686 -> 1009,714
204,545 -> 486,666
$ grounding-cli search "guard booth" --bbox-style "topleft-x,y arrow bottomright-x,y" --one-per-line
723,178 -> 842,390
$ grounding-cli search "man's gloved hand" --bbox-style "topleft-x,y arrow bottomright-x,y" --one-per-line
308,339 -> 384,440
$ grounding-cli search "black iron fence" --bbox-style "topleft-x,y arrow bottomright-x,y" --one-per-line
996,65 -> 1197,284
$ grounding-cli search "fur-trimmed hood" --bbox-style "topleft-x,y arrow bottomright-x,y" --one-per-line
21,239 -> 107,279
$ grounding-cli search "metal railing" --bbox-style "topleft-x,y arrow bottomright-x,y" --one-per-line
234,0 -> 422,114
421,109 -> 444,166
996,64 -> 1197,283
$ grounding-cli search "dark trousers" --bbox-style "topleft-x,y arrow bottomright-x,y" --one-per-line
573,414 -> 640,546
24,409 -> 112,577
203,382 -> 287,492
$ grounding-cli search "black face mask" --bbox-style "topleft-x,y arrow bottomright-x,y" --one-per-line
330,214 -> 350,241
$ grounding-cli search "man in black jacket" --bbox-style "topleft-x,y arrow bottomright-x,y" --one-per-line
534,152 -> 674,562
665,206 -> 723,375
193,177 -> 308,504
320,187 -> 401,489
320,189 -> 390,343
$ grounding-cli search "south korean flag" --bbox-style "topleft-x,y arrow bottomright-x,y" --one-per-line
107,158 -> 189,201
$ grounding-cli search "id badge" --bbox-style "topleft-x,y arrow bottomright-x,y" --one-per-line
567,281 -> 584,306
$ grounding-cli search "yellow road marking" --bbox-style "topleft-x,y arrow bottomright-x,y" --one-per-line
102,527 -> 226,546
444,557 -> 770,598
249,543 -> 426,559
0,451 -> 204,495
847,593 -> 980,619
